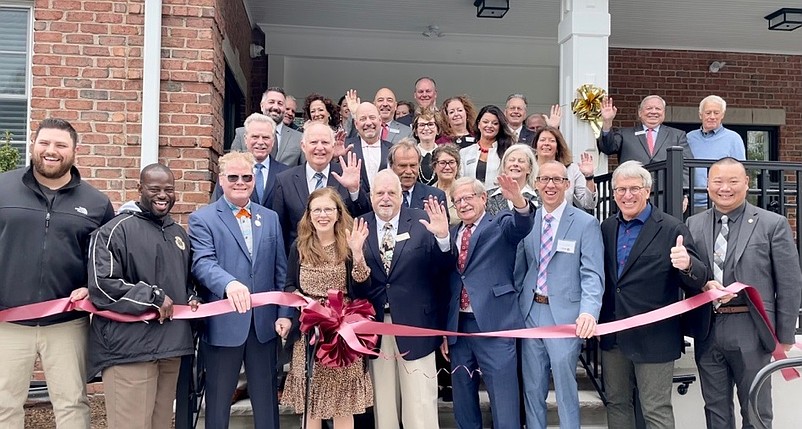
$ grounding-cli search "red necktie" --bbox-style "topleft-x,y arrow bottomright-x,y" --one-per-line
646,128 -> 655,156
381,123 -> 389,141
235,208 -> 251,219
458,224 -> 473,310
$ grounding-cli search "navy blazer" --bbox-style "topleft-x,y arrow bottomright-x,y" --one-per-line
355,208 -> 454,360
188,198 -> 291,347
272,162 -> 371,252
210,158 -> 288,209
599,207 -> 708,363
445,207 -> 535,343
347,136 -> 392,194
407,183 -> 447,210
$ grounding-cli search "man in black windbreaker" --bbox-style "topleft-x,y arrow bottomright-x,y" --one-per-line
0,118 -> 115,427
87,163 -> 198,428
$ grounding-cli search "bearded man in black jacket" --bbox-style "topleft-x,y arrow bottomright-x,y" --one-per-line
87,163 -> 199,429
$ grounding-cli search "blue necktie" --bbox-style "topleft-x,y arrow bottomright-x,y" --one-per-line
254,163 -> 265,202
403,190 -> 410,207
313,172 -> 325,190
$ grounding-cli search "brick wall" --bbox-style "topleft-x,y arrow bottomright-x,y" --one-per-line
608,48 -> 802,162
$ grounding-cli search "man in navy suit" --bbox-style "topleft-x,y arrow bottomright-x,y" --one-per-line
388,138 -> 447,210
514,161 -> 604,429
272,122 -> 371,251
442,175 -> 535,429
212,113 -> 288,209
189,151 -> 293,429
354,169 -> 452,429
347,102 -> 392,194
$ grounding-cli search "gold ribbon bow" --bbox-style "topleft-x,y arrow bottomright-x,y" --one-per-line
571,84 -> 607,139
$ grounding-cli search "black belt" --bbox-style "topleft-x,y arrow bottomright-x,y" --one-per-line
714,305 -> 749,314
534,294 -> 549,305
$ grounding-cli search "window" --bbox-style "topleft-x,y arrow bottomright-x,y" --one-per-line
0,5 -> 31,168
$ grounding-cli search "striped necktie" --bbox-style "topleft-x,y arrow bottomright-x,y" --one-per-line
713,215 -> 729,284
536,214 -> 555,294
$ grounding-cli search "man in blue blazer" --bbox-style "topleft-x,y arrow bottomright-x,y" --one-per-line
354,170 -> 453,429
443,174 -> 534,429
347,102 -> 393,194
272,122 -> 371,252
189,151 -> 293,429
514,161 -> 604,429
212,113 -> 288,209
388,139 -> 448,210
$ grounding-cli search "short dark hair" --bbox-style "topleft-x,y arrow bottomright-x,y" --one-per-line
35,118 -> 79,147
140,163 -> 173,181
265,86 -> 286,97
710,156 -> 747,174
397,100 -> 414,112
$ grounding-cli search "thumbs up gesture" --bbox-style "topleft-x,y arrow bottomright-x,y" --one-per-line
670,235 -> 691,271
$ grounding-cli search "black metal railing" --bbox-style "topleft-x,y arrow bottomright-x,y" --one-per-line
748,356 -> 802,429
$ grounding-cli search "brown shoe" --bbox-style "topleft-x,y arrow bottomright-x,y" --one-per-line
231,387 -> 249,404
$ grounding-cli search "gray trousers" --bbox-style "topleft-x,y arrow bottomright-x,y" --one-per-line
695,313 -> 773,429
602,346 -> 675,429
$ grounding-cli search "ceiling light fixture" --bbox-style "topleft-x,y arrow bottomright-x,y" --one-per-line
764,8 -> 802,31
422,25 -> 444,38
474,0 -> 509,19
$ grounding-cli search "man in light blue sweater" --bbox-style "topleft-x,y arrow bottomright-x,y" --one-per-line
687,95 -> 746,209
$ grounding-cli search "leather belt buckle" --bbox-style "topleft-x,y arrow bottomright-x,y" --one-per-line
534,294 -> 549,305
714,305 -> 749,314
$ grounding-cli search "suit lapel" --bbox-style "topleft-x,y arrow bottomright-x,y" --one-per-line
555,209 -> 575,243
388,211 -> 412,276
732,204 -> 758,264
652,128 -> 670,158
529,210 -> 543,268
291,168 -> 310,204
216,202 -> 252,261
379,142 -> 389,170
702,208 -> 715,269
250,206 -> 264,263
263,160 -> 278,205
464,215 -> 492,269
619,213 -> 662,279
364,214 -> 386,281
635,128 -> 651,160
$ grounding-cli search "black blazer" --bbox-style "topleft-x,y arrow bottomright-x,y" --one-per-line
210,158 -> 288,209
272,162 -> 371,252
599,206 -> 708,363
354,208 -> 454,360
346,136 -> 392,194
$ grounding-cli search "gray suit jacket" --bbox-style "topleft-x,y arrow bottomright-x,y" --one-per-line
230,125 -> 304,166
686,203 -> 802,347
514,205 -> 604,324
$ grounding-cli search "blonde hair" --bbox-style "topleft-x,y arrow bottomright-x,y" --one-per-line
219,151 -> 255,175
296,188 -> 353,266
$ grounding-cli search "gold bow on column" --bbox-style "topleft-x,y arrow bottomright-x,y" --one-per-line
571,84 -> 606,138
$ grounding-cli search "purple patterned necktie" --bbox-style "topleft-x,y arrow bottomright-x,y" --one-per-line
536,214 -> 554,294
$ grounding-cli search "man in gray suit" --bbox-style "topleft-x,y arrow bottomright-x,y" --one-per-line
686,157 -> 802,429
598,95 -> 693,170
514,160 -> 604,429
231,87 -> 303,166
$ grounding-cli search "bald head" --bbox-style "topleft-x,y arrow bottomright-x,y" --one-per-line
354,102 -> 381,143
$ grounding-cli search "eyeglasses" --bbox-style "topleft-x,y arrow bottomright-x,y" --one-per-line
311,207 -> 337,216
417,122 -> 437,129
613,186 -> 646,196
224,174 -> 254,183
453,193 -> 477,205
535,176 -> 568,184
435,160 -> 457,168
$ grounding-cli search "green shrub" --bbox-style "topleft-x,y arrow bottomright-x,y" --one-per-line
0,131 -> 21,173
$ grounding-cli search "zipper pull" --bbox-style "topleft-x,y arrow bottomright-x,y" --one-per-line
46,212 -> 51,228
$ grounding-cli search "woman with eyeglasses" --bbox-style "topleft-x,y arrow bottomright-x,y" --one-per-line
431,144 -> 462,226
459,105 -> 515,190
281,187 -> 373,429
485,143 -> 540,215
437,95 -> 478,149
413,110 -> 441,186
532,126 -> 597,210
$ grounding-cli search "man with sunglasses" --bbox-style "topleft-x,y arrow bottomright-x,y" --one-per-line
212,113 -> 288,210
514,161 -> 604,429
189,151 -> 293,429
598,160 -> 708,429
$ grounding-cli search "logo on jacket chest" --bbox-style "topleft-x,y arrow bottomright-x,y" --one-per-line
175,236 -> 186,251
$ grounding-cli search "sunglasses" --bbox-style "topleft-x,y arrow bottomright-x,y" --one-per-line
224,174 -> 254,183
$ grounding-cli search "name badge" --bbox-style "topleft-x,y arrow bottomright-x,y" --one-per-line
389,128 -> 400,134
396,232 -> 411,242
556,240 -> 576,254
634,130 -> 646,136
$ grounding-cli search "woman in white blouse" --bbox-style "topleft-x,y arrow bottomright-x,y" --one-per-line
459,105 -> 515,189
532,126 -> 597,210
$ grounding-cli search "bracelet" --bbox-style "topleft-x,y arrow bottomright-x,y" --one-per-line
584,174 -> 595,180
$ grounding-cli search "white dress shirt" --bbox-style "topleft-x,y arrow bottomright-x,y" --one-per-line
361,138 -> 382,188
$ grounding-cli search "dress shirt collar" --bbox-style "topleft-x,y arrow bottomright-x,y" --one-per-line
361,137 -> 381,147
542,199 -> 568,223
275,123 -> 284,136
462,212 -> 486,231
714,201 -> 746,224
376,212 -> 400,233
617,202 -> 653,225
641,124 -> 661,133
305,163 -> 331,182
701,125 -> 724,137
224,197 -> 252,213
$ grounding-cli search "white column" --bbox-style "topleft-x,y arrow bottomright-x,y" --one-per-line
140,0 -> 162,169
558,0 -> 610,173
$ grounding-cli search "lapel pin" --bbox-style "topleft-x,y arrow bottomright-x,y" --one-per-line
255,220 -> 262,227
748,218 -> 753,224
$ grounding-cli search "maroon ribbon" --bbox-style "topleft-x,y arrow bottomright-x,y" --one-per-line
298,290 -> 378,368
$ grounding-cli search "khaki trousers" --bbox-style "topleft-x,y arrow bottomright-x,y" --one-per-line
102,357 -> 182,429
0,318 -> 90,428
369,314 -> 439,429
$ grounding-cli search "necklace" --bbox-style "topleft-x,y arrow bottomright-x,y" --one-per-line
418,163 -> 436,185
478,146 -> 490,154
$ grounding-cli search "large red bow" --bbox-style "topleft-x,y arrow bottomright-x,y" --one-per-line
299,289 -> 378,368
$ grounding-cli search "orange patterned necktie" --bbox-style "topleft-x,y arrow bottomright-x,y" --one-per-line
235,208 -> 251,219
